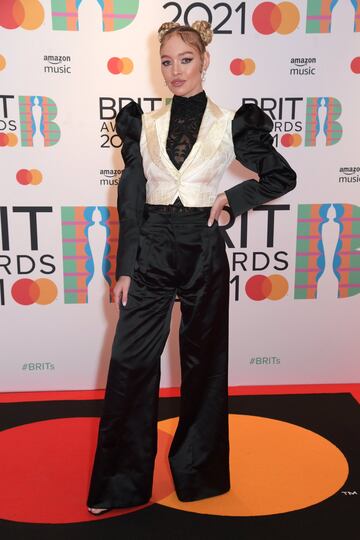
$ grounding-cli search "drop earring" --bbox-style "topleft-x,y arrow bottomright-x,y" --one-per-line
201,70 -> 206,82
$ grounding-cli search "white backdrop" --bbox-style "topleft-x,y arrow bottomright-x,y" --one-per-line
1,0 -> 359,391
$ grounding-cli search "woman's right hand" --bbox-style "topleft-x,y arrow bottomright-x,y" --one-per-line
113,276 -> 131,309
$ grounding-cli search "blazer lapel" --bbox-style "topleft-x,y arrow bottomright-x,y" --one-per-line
180,98 -> 228,175
142,103 -> 174,173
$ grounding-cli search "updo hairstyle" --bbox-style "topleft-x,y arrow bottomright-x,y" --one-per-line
158,20 -> 213,57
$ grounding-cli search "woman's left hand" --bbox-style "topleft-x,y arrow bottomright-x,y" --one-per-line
208,192 -> 229,226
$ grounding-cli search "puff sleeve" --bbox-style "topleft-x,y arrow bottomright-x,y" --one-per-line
225,103 -> 297,217
115,101 -> 146,279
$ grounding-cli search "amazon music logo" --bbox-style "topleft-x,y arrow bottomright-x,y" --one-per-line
338,167 -> 360,183
289,57 -> 317,76
99,169 -> 123,186
43,55 -> 71,75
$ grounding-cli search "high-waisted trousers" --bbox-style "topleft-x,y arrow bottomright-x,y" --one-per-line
87,204 -> 230,509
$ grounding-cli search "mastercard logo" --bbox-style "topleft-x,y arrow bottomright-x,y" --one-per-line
11,278 -> 58,305
252,2 -> 300,35
0,0 -> 45,30
245,274 -> 289,301
351,57 -> 360,74
0,54 -> 6,71
16,168 -> 43,185
0,133 -> 18,147
107,57 -> 133,75
281,133 -> 302,147
230,58 -> 256,76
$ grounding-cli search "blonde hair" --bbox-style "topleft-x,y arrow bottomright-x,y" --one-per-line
158,20 -> 213,56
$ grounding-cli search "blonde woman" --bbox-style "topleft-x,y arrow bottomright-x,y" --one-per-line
87,21 -> 296,514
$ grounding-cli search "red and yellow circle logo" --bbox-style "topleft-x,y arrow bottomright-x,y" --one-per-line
16,169 -> 43,185
0,0 -> 44,30
252,2 -> 300,35
107,57 -> 133,75
230,58 -> 256,76
0,133 -> 18,147
281,133 -> 302,147
0,54 -> 6,71
350,57 -> 360,74
11,278 -> 57,305
245,274 -> 289,300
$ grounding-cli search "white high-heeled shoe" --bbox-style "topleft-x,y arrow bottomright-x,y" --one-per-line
88,507 -> 110,515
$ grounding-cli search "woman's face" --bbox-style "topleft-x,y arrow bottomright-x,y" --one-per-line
160,33 -> 209,97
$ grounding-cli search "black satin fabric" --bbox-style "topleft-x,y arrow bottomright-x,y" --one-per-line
224,103 -> 297,215
87,207 -> 230,508
115,101 -> 146,279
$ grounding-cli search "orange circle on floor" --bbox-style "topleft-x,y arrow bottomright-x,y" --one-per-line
156,414 -> 348,516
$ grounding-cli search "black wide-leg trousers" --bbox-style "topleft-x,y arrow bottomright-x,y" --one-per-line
87,206 -> 230,509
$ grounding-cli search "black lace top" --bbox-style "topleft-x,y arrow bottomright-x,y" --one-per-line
165,90 -> 207,206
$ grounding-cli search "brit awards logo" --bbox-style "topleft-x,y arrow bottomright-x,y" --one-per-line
223,204 -> 291,302
294,204 -> 360,299
0,0 -> 139,31
239,96 -> 343,149
61,206 -> 118,304
304,98 -> 342,147
222,202 -> 360,302
51,0 -> 139,31
99,96 -> 166,149
0,206 -> 118,306
0,206 -> 57,306
306,0 -> 360,33
0,95 -> 61,147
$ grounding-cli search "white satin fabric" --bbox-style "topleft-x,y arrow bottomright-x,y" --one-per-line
140,98 -> 236,207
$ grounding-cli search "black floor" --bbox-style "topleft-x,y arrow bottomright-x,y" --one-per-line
0,393 -> 359,540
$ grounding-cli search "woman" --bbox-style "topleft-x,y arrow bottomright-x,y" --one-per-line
87,20 -> 296,514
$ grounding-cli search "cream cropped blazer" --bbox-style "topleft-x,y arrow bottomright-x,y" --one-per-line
140,98 -> 235,207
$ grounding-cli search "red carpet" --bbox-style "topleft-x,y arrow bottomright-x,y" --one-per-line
0,384 -> 358,539
1,382 -> 359,403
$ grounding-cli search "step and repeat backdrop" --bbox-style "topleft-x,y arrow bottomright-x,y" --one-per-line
1,1 -> 359,391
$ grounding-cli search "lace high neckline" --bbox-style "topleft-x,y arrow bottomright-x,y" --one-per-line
171,90 -> 207,115
165,90 -> 207,174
